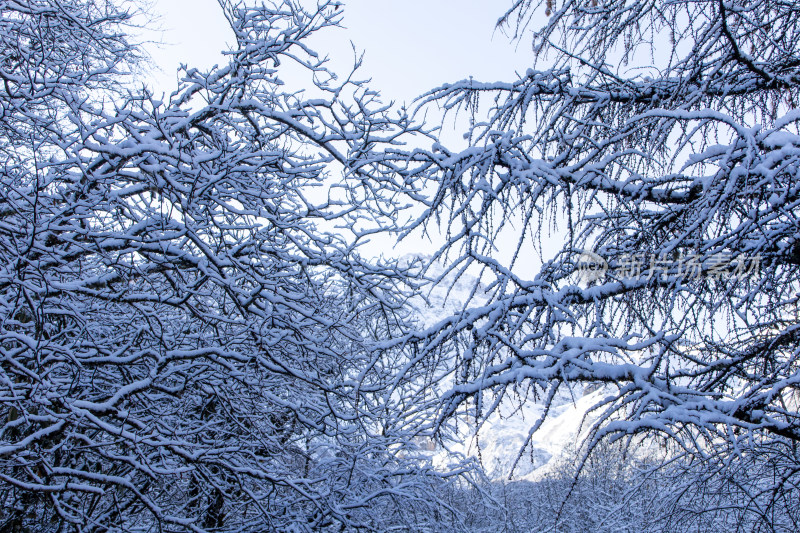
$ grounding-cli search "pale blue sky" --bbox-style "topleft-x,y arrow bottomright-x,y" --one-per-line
146,1 -> 531,103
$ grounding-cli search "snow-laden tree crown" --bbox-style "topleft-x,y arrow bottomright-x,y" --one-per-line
389,0 -> 800,529
0,1 -> 474,530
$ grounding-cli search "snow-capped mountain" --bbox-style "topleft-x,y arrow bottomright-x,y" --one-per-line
406,254 -> 604,481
